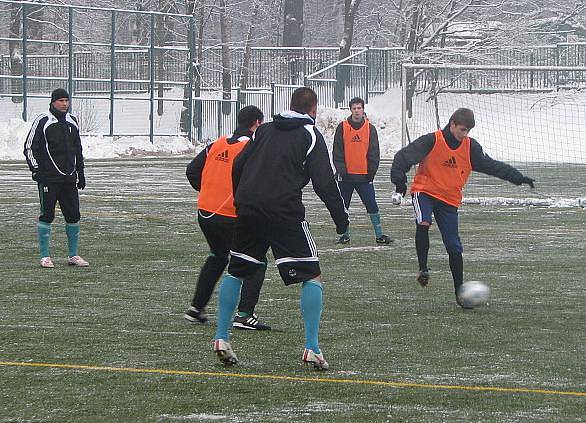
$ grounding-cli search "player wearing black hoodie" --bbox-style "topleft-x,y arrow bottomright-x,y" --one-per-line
212,87 -> 348,370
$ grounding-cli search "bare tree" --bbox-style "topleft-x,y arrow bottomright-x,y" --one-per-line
219,0 -> 232,114
239,4 -> 260,94
9,2 -> 23,102
335,0 -> 362,105
282,0 -> 303,46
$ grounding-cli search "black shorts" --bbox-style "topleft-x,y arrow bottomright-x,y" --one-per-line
228,216 -> 320,285
37,182 -> 80,224
197,210 -> 235,259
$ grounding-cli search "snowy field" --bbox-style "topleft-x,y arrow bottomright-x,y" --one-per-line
1,159 -> 584,421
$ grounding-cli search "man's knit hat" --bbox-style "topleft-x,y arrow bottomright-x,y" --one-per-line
51,88 -> 70,103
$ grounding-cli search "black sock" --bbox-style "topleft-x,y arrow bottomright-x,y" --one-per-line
415,224 -> 430,271
192,255 -> 228,309
448,251 -> 463,293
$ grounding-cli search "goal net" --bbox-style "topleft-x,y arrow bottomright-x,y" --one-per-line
401,64 -> 586,203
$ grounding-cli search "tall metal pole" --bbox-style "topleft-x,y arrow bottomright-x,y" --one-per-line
68,7 -> 73,102
149,13 -> 155,143
187,17 -> 194,143
22,2 -> 28,121
401,63 -> 407,148
110,9 -> 116,136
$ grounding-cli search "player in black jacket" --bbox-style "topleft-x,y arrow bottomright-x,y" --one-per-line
212,87 -> 349,369
23,88 -> 89,268
391,108 -> 535,307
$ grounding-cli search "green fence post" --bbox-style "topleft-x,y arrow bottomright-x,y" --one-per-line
365,46 -> 370,103
149,13 -> 155,143
68,7 -> 73,101
110,9 -> 116,137
22,2 -> 28,121
187,17 -> 194,143
270,82 -> 275,117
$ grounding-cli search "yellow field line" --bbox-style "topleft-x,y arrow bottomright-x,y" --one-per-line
1,361 -> 584,397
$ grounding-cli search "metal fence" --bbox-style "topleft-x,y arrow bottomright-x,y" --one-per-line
3,0 -> 586,142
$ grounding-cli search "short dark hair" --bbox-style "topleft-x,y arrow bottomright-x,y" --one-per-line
290,87 -> 318,114
449,108 -> 475,129
349,97 -> 364,108
237,105 -> 264,128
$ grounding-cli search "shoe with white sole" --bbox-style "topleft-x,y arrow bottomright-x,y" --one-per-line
233,313 -> 271,330
184,306 -> 209,324
40,257 -> 54,268
68,255 -> 89,267
302,348 -> 329,370
213,339 -> 238,366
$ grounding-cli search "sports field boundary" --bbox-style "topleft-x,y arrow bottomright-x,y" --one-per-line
2,361 -> 584,398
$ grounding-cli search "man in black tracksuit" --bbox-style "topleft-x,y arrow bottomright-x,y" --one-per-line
211,87 -> 349,369
184,106 -> 270,330
390,108 -> 535,307
23,88 -> 89,268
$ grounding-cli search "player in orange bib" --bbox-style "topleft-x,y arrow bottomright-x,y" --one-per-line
184,106 -> 270,330
332,97 -> 393,245
391,108 -> 535,308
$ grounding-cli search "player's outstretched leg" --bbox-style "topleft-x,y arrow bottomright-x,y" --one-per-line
213,274 -> 242,366
300,279 -> 328,370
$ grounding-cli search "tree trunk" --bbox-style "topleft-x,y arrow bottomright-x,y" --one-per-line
335,0 -> 361,105
181,0 -> 205,134
282,0 -> 303,46
219,0 -> 232,115
239,5 -> 259,101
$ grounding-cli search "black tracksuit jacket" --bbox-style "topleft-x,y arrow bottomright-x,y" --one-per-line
24,106 -> 84,184
232,111 -> 349,233
391,126 -> 527,191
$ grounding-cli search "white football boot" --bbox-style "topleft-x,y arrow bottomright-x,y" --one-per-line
302,348 -> 329,370
213,339 -> 238,366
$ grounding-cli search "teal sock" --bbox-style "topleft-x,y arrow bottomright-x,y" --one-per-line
37,221 -> 51,258
214,274 -> 242,341
236,311 -> 250,318
65,222 -> 80,257
369,212 -> 383,238
300,279 -> 323,354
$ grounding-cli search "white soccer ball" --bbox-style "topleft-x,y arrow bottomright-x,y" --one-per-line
391,192 -> 403,205
457,281 -> 490,309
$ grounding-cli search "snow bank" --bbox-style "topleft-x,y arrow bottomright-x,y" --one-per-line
0,118 -> 196,160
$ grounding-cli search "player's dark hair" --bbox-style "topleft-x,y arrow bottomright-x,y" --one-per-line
290,87 -> 318,114
237,105 -> 264,128
349,97 -> 364,108
449,108 -> 475,129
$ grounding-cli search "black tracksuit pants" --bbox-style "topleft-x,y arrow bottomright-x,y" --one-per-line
191,210 -> 266,314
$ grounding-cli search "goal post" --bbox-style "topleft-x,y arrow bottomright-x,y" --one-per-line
401,63 -> 586,201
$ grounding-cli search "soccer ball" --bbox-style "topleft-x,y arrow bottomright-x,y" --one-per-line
457,281 -> 490,309
391,192 -> 403,205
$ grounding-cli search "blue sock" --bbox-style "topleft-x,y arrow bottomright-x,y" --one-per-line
37,221 -> 51,258
65,222 -> 80,257
214,274 -> 242,341
300,279 -> 323,354
369,212 -> 383,238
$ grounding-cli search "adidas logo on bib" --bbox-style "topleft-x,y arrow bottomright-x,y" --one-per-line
215,150 -> 229,162
442,156 -> 457,168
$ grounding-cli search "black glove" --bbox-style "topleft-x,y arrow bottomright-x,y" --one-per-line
77,170 -> 86,190
395,182 -> 407,196
336,220 -> 349,235
519,176 -> 535,189
31,171 -> 41,182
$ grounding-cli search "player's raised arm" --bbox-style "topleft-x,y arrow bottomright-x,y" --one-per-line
470,139 -> 535,188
